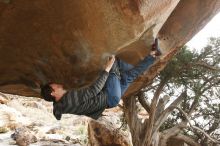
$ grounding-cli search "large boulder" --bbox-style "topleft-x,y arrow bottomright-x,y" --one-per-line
88,119 -> 131,146
11,126 -> 37,146
0,0 -> 220,97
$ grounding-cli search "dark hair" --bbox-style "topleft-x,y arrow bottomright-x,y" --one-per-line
40,83 -> 55,102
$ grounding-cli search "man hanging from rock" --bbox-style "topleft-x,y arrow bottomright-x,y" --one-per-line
40,38 -> 162,120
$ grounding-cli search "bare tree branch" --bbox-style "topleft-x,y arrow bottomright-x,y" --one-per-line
144,79 -> 167,145
154,91 -> 187,132
172,133 -> 200,146
188,95 -> 200,116
159,121 -> 187,143
174,106 -> 220,144
142,82 -> 160,92
137,91 -> 151,113
207,119 -> 220,134
151,79 -> 167,109
201,76 -> 217,89
201,79 -> 220,94
195,62 -> 220,71
155,95 -> 170,120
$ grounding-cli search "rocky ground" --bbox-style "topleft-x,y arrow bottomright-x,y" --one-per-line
0,92 -> 132,146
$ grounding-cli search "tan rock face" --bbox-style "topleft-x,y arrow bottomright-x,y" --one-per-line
0,0 -> 220,97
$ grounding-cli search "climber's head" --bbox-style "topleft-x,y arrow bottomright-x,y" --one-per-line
41,83 -> 66,102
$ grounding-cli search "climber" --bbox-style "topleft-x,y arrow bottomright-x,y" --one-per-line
40,38 -> 162,120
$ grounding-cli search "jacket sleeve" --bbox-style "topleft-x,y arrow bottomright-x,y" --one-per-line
78,70 -> 109,101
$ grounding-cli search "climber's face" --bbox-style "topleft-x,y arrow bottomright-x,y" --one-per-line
50,83 -> 65,99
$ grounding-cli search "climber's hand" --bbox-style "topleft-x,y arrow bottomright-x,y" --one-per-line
105,55 -> 115,72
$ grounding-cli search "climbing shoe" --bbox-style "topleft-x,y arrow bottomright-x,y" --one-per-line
152,38 -> 162,56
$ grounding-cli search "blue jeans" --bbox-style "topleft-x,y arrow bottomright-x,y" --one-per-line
105,55 -> 155,108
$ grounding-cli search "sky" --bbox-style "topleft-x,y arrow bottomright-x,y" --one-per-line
186,12 -> 220,50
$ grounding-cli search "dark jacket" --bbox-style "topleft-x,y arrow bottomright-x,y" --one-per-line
53,70 -> 109,120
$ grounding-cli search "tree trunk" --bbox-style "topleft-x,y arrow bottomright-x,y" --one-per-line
123,96 -> 145,146
123,96 -> 164,146
122,94 -> 197,146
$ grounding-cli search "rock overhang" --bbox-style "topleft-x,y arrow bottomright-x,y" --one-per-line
0,0 -> 220,97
